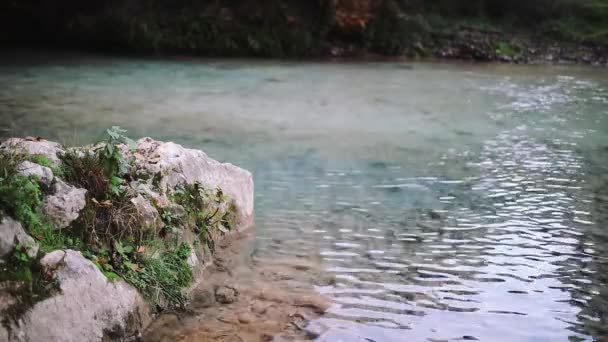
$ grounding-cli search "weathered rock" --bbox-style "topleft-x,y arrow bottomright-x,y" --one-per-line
133,138 -> 254,229
5,250 -> 151,342
130,194 -> 163,231
131,182 -> 172,209
215,285 -> 238,304
0,138 -> 63,166
16,161 -> 54,186
1,136 -> 255,341
0,216 -> 38,260
40,250 -> 66,270
42,180 -> 87,229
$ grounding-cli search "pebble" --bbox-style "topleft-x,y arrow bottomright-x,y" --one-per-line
237,312 -> 256,324
215,286 -> 238,304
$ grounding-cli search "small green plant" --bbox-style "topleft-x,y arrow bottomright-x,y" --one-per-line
89,239 -> 194,308
60,151 -> 109,199
0,154 -> 44,231
103,126 -> 136,178
12,244 -> 31,265
1,176 -> 43,229
160,209 -> 177,225
26,154 -> 63,177
121,242 -> 193,309
495,41 -> 520,57
109,176 -> 125,197
0,151 -> 83,253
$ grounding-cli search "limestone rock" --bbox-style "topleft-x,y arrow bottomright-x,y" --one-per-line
42,181 -> 87,229
131,182 -> 172,209
0,138 -> 63,166
6,250 -> 151,342
0,216 -> 38,260
16,161 -> 54,186
132,138 -> 254,229
40,250 -> 66,270
130,194 -> 163,231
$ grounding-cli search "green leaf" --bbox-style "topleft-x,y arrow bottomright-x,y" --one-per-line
114,241 -> 133,256
124,137 -> 137,150
110,176 -> 124,186
104,271 -> 121,282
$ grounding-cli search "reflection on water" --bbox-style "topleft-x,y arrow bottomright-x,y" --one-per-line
1,51 -> 608,341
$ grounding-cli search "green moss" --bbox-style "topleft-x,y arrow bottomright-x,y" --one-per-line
26,154 -> 63,178
0,152 -> 44,231
495,42 -> 520,56
0,175 -> 43,229
0,247 -> 60,329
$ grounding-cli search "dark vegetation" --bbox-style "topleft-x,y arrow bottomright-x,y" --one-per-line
1,0 -> 607,59
0,128 -> 237,318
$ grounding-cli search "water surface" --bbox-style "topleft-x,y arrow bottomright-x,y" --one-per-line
1,52 -> 608,341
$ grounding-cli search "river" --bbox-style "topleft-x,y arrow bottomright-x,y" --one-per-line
1,51 -> 608,341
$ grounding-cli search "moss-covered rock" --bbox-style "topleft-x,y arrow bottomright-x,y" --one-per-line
0,129 -> 254,342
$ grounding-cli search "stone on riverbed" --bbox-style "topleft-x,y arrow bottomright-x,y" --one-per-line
215,285 -> 239,304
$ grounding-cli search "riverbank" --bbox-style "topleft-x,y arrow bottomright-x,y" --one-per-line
143,230 -> 330,342
2,0 -> 607,66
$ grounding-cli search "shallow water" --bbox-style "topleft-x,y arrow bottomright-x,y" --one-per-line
1,51 -> 608,341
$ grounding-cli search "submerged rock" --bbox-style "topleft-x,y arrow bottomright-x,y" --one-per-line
42,180 -> 87,229
215,285 -> 239,304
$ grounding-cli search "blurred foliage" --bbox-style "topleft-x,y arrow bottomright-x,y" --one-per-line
1,0 -> 607,56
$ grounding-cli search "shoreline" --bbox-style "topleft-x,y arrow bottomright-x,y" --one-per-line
2,45 -> 607,68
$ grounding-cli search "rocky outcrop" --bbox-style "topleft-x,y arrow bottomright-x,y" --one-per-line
42,181 -> 87,229
132,138 -> 254,229
5,250 -> 151,342
0,136 -> 255,342
0,138 -> 63,166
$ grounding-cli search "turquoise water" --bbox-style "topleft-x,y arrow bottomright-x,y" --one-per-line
1,51 -> 608,341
